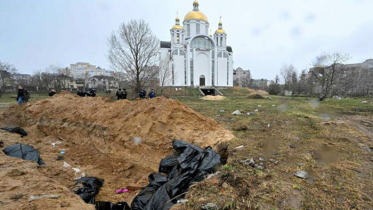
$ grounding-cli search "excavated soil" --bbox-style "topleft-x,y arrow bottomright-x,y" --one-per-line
0,93 -> 233,209
200,95 -> 226,101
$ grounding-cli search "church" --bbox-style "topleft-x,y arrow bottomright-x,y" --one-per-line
160,0 -> 233,87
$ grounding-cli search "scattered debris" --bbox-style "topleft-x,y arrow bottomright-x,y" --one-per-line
74,177 -> 104,204
0,127 -> 27,137
361,101 -> 368,104
60,150 -> 66,155
289,144 -> 296,149
177,199 -> 189,204
29,194 -> 60,201
247,112 -> 255,115
240,157 -> 265,170
51,141 -> 61,146
56,155 -> 64,161
63,162 -> 71,168
115,188 -> 129,194
254,109 -> 259,112
219,110 -> 225,113
232,110 -> 242,115
0,141 -> 3,147
294,171 -> 309,179
201,202 -> 218,210
272,104 -> 276,107
3,144 -> 44,166
233,125 -> 248,131
235,145 -> 244,149
95,201 -> 131,210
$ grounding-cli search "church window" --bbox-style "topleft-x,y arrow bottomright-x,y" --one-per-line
196,23 -> 200,34
206,25 -> 208,34
220,37 -> 223,47
191,36 -> 213,49
177,34 -> 180,44
172,50 -> 178,56
172,63 -> 175,85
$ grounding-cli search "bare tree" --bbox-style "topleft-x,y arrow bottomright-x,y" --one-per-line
275,75 -> 280,84
108,19 -> 159,94
280,64 -> 296,91
159,57 -> 173,95
309,52 -> 350,101
0,61 -> 17,94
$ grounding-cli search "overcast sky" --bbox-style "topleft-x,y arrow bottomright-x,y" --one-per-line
1,0 -> 373,80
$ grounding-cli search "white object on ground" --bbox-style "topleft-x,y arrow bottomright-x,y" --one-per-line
63,162 -> 71,168
29,194 -> 60,200
232,110 -> 242,115
235,145 -> 244,149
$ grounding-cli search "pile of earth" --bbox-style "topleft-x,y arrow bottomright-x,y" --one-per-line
0,93 -> 234,209
200,95 -> 226,101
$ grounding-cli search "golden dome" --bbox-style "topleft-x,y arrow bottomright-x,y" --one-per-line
215,29 -> 226,34
172,25 -> 183,29
184,11 -> 208,22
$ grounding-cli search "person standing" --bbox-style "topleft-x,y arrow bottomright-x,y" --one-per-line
16,86 -> 25,105
149,89 -> 156,99
116,89 -> 123,100
48,89 -> 56,97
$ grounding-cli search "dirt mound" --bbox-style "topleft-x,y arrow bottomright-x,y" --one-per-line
0,93 -> 233,207
230,87 -> 269,96
201,95 -> 226,101
248,94 -> 264,99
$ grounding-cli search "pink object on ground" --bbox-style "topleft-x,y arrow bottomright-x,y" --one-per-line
115,188 -> 129,194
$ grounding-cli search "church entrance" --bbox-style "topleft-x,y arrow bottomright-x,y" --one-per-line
199,75 -> 205,86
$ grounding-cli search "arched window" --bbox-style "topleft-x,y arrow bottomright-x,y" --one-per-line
191,36 -> 214,49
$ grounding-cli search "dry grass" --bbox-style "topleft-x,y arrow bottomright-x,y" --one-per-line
175,95 -> 373,210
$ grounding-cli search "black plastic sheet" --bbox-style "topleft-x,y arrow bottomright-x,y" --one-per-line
1,126 -> 27,137
74,177 -> 104,204
3,143 -> 44,166
131,140 -> 222,210
95,201 -> 131,210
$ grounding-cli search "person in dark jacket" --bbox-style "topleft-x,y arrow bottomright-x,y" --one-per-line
116,89 -> 123,100
139,89 -> 146,99
148,89 -> 156,99
16,86 -> 25,105
77,89 -> 85,97
48,89 -> 56,97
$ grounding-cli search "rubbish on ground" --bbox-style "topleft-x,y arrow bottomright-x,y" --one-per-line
63,162 -> 71,168
56,155 -> 64,161
58,137 -> 66,141
254,109 -> 259,112
51,141 -> 61,146
294,171 -> 308,179
361,101 -> 368,104
289,144 -> 296,149
131,140 -> 222,210
132,137 -> 142,145
0,126 -> 28,137
259,157 -> 265,161
3,144 -> 44,166
115,189 -> 129,194
0,141 -> 3,147
74,177 -> 104,204
272,104 -> 276,107
258,105 -> 262,107
247,112 -> 255,115
201,202 -> 218,210
268,124 -> 270,128
29,194 -> 60,201
241,157 -> 265,170
60,150 -> 66,155
159,155 -> 178,174
235,145 -> 244,149
232,110 -> 242,115
219,110 -> 225,113
177,199 -> 189,204
95,201 -> 131,210
72,168 -> 81,173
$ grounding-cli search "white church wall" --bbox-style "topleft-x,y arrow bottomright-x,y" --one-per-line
173,55 -> 185,86
194,52 -> 210,86
217,57 -> 228,86
228,55 -> 234,86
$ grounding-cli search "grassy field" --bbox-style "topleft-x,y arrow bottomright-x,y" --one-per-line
1,89 -> 373,209
172,95 -> 373,209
